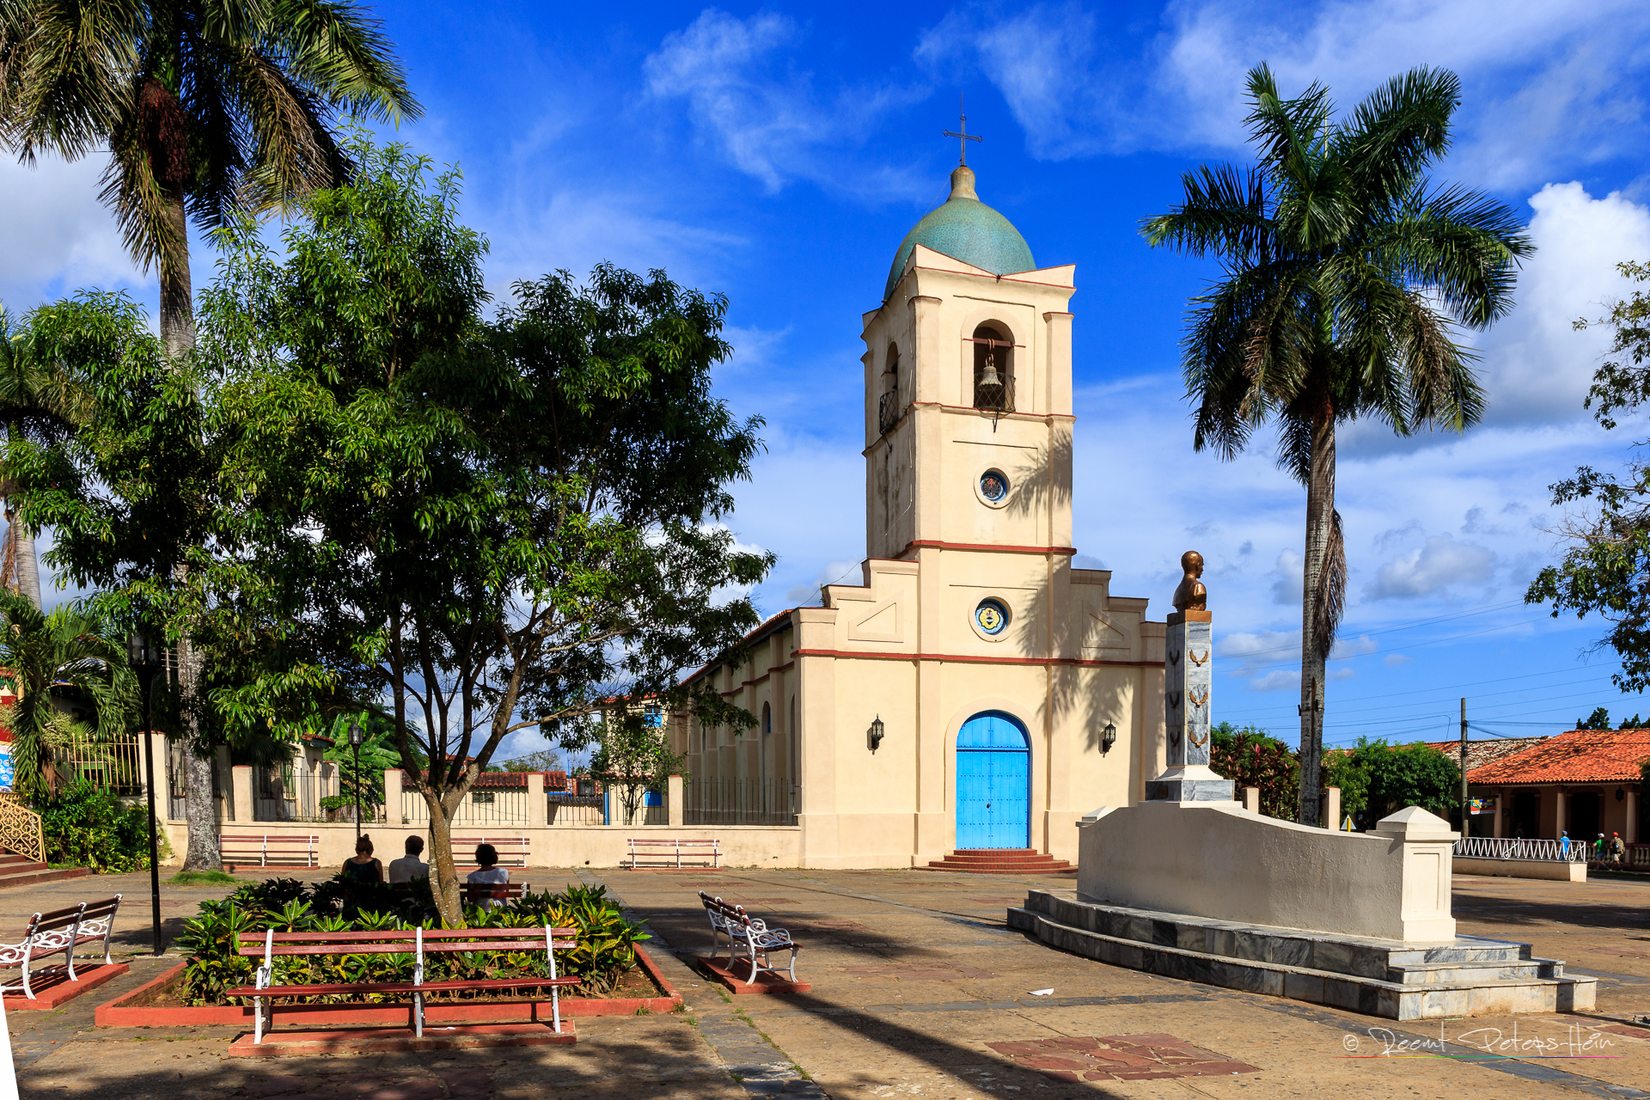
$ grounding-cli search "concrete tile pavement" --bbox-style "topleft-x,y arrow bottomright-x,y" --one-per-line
4,866 -> 1649,1098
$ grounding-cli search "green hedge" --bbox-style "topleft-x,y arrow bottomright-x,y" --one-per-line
176,877 -> 649,1005
36,780 -> 166,871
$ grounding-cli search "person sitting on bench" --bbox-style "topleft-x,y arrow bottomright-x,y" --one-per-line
388,835 -> 429,884
465,843 -> 509,908
341,834 -> 384,885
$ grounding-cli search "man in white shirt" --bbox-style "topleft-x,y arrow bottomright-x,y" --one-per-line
387,835 -> 429,884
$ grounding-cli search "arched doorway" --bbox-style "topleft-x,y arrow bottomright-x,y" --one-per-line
955,711 -> 1030,849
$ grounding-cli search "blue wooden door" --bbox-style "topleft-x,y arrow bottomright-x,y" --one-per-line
955,712 -> 1030,849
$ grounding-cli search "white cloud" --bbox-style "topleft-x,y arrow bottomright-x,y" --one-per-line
644,10 -> 923,199
0,152 -> 149,307
1368,534 -> 1498,600
929,0 -> 1650,189
1249,669 -> 1300,692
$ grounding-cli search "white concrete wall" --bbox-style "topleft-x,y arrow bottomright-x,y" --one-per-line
1077,802 -> 1457,944
1454,857 -> 1587,882
162,822 -> 802,870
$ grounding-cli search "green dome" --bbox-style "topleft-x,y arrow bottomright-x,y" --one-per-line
884,165 -> 1034,301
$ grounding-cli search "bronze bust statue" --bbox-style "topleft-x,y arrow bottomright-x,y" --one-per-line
1172,550 -> 1207,613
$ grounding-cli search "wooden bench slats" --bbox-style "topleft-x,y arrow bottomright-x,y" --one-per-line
699,891 -> 800,987
238,924 -> 577,1044
221,832 -> 320,868
625,837 -> 720,869
1,895 -> 123,1000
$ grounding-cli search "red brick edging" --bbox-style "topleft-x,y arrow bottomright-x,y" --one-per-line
95,942 -> 682,1028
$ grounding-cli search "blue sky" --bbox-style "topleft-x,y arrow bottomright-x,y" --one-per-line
6,1 -> 1650,756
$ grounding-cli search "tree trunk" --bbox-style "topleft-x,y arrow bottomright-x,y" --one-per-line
425,787 -> 465,927
1295,408 -> 1336,826
176,617 -> 221,871
13,521 -> 41,610
157,189 -> 194,361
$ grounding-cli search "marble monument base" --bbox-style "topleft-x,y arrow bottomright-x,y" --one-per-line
1143,764 -> 1235,804
1008,891 -> 1596,1020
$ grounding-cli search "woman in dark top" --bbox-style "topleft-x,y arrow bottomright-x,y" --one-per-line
341,834 -> 384,884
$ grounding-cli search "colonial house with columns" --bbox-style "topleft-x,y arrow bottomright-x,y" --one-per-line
672,161 -> 1168,869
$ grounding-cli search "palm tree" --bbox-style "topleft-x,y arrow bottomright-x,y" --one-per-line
0,0 -> 420,358
1143,65 -> 1531,824
0,305 -> 93,609
0,592 -> 138,803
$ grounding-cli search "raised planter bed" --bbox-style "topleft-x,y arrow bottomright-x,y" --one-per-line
96,943 -> 681,1028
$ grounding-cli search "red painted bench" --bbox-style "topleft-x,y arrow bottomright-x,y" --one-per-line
626,837 -> 720,868
460,880 -> 530,908
453,834 -> 530,868
221,831 -> 319,869
228,925 -> 578,1044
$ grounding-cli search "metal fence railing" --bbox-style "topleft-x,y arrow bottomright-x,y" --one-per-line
58,734 -> 145,796
1453,836 -> 1589,863
545,794 -> 606,826
684,777 -> 797,826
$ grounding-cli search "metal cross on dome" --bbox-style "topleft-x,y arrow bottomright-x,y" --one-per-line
943,95 -> 982,166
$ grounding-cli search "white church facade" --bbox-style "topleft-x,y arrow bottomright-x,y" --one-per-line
674,163 -> 1168,868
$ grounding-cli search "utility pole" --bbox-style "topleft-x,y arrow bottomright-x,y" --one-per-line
1460,697 -> 1469,838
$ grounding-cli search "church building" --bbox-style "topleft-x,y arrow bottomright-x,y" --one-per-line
674,161 -> 1168,868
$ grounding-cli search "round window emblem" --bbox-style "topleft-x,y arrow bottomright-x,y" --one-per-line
974,598 -> 1010,636
979,469 -> 1009,503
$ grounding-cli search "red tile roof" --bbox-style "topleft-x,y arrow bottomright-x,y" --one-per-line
1466,729 -> 1650,785
1422,737 -> 1547,772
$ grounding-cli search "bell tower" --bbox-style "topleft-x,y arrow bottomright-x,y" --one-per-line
861,163 -> 1077,566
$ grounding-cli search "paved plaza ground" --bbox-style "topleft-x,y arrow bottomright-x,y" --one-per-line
5,866 -> 1650,1098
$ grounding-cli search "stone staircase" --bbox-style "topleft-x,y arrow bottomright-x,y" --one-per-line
0,849 -> 90,890
926,848 -> 1075,875
1009,889 -> 1596,1020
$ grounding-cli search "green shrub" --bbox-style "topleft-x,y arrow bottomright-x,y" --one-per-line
175,876 -> 650,1005
35,780 -> 167,871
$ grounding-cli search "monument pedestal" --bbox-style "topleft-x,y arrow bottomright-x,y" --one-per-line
1146,610 -> 1233,802
1144,765 -> 1236,804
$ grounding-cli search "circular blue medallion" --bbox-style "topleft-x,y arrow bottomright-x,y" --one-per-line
979,469 -> 1009,503
974,598 -> 1010,636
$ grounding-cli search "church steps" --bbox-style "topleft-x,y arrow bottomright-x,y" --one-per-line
1009,890 -> 1595,1021
925,849 -> 1075,874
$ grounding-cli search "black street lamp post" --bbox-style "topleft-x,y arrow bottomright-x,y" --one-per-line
348,721 -> 364,843
127,631 -> 163,956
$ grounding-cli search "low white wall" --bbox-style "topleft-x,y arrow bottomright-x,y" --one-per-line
1454,856 -> 1586,882
162,822 -> 802,870
1077,802 -> 1457,943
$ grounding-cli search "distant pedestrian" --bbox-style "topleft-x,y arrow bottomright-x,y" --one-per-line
1609,832 -> 1626,863
1559,830 -> 1571,858
1595,833 -> 1607,861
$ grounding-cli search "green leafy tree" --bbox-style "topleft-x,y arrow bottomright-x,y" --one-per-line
0,0 -> 419,357
194,143 -> 770,924
587,709 -> 681,826
0,592 -> 137,801
1577,706 -> 1612,730
317,711 -> 404,822
1620,713 -> 1646,729
1323,738 -> 1462,826
1528,262 -> 1650,689
0,305 -> 92,608
1144,65 -> 1531,824
1209,721 -> 1299,818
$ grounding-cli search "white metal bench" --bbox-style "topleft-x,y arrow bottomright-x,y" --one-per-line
221,831 -> 319,868
698,891 -> 800,985
627,837 -> 720,868
0,895 -> 122,999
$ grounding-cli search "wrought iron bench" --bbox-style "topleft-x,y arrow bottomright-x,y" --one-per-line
0,894 -> 122,999
453,834 -> 531,868
227,924 -> 579,1044
627,837 -> 720,868
221,831 -> 319,868
698,891 -> 800,986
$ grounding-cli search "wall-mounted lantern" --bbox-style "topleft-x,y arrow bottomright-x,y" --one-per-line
1101,722 -> 1117,755
868,715 -> 886,753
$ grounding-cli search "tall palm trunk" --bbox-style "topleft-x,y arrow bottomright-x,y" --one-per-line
13,521 -> 41,609
1296,405 -> 1336,826
157,189 -> 194,360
